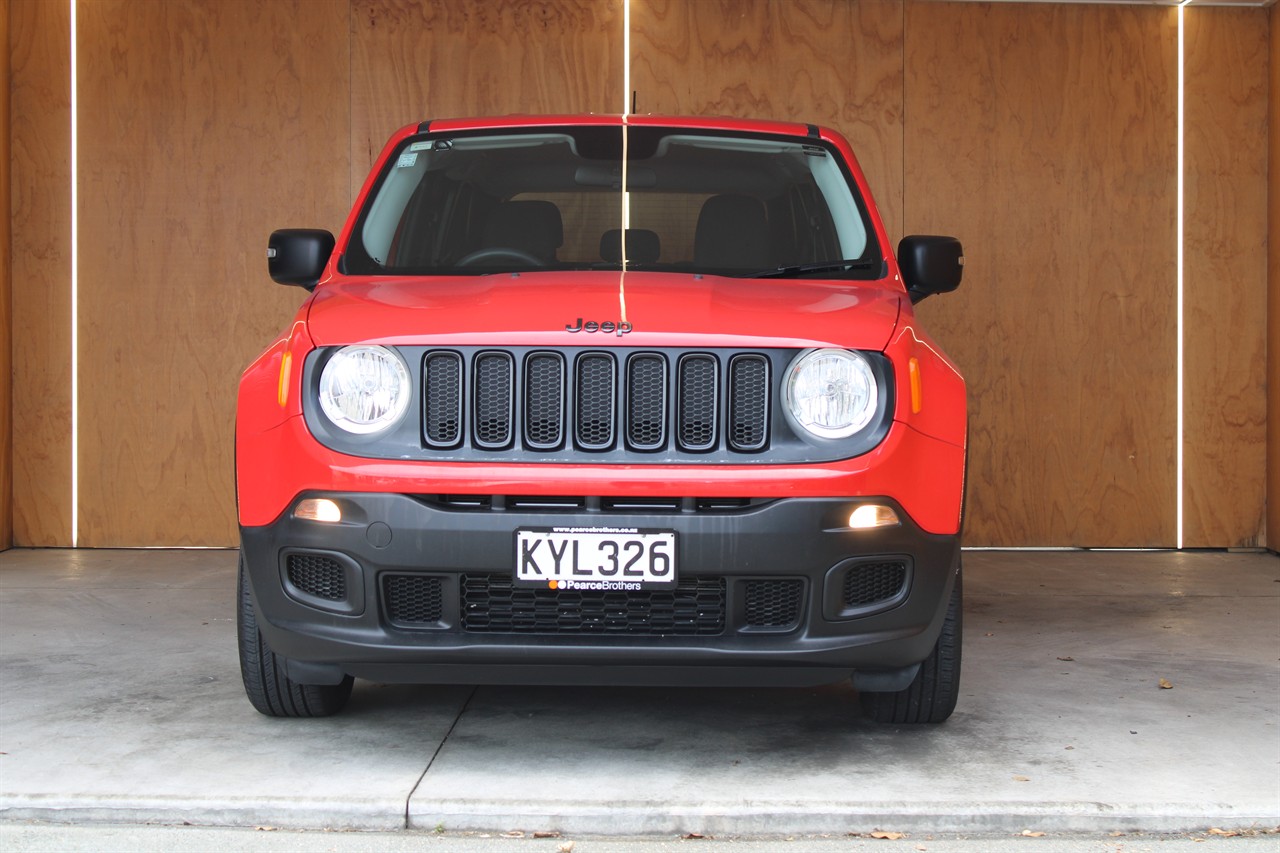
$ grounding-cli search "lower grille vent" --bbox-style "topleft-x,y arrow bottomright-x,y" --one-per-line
420,495 -> 764,514
286,554 -> 346,602
383,574 -> 445,626
843,560 -> 908,607
743,579 -> 804,628
461,574 -> 725,635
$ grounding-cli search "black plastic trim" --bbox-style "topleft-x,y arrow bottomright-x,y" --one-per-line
240,495 -> 960,686
301,346 -> 894,465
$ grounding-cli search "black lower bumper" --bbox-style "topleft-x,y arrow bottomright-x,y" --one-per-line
240,493 -> 960,689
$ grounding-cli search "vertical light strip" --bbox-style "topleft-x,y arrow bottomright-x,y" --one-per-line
618,0 -> 631,321
1175,4 -> 1186,549
622,0 -> 631,117
69,0 -> 79,547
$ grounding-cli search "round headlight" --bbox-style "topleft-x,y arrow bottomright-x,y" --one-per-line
785,349 -> 878,439
318,345 -> 411,434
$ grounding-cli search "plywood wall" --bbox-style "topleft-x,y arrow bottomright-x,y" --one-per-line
630,0 -> 904,242
1183,8 -> 1269,548
351,0 -> 623,199
10,0 -> 71,546
71,0 -> 352,546
4,0 -> 1273,548
0,0 -> 12,550
907,4 -> 1180,547
1268,1 -> 1279,553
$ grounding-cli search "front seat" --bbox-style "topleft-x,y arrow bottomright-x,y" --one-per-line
693,194 -> 769,269
481,200 -> 564,263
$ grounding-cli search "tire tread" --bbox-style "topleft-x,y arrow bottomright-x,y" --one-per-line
859,567 -> 962,724
238,555 -> 352,718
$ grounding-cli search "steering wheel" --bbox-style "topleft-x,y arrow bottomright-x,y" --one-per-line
455,247 -> 546,268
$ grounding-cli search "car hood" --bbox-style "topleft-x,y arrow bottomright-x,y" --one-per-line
305,271 -> 903,351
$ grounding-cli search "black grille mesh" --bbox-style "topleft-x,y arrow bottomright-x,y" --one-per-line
843,560 -> 908,607
678,355 -> 718,450
576,355 -> 616,448
743,579 -> 804,627
461,574 -> 725,635
423,352 -> 462,446
729,356 -> 769,451
383,574 -> 445,625
286,554 -> 346,602
473,353 -> 513,447
421,348 -> 773,456
524,353 -> 565,449
627,355 -> 667,449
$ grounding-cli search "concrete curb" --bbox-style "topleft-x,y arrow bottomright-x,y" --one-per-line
5,795 -> 1275,836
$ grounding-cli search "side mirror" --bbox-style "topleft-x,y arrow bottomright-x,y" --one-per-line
268,229 -> 335,289
898,235 -> 963,303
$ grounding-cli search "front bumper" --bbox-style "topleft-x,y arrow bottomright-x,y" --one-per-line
240,494 -> 960,689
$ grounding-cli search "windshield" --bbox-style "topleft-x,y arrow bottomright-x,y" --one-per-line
344,125 -> 882,278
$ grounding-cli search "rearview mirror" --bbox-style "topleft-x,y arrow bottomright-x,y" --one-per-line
268,229 -> 335,289
898,235 -> 963,303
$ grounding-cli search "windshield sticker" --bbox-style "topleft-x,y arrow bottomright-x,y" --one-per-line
409,141 -> 433,152
395,151 -> 418,168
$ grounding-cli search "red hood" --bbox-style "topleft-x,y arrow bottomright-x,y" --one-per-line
305,271 -> 902,351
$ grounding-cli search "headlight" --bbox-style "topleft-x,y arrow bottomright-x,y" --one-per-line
318,345 -> 411,434
784,349 -> 878,439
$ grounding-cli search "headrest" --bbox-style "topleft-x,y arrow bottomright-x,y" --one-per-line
694,194 -> 769,268
599,228 -> 661,264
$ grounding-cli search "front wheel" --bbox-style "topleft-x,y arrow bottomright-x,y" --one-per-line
237,554 -> 353,717
859,565 -> 962,724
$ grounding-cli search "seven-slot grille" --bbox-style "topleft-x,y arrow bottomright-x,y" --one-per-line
421,350 -> 770,454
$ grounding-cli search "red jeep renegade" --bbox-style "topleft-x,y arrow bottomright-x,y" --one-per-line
236,115 -> 966,722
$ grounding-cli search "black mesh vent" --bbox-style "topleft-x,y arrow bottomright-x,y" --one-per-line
383,574 -> 445,625
423,351 -> 462,447
743,579 -> 804,628
473,352 -> 513,447
575,354 -> 616,449
843,560 -> 908,607
627,354 -> 667,450
678,355 -> 718,451
728,355 -> 769,451
524,352 -> 565,449
461,574 -> 725,635
286,554 -> 346,602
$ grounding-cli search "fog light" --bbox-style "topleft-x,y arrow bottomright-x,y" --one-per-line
294,498 -> 342,523
849,504 -> 899,529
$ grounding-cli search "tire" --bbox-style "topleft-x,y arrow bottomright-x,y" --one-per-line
237,553 -> 353,717
859,565 -> 962,724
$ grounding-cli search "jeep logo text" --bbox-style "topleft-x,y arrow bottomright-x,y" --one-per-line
565,318 -> 633,336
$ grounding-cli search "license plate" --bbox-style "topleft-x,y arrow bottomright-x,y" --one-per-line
515,527 -> 677,590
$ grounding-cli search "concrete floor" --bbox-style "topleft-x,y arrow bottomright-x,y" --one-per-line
0,548 -> 1276,838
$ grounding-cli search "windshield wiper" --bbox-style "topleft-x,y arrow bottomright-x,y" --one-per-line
745,259 -> 880,279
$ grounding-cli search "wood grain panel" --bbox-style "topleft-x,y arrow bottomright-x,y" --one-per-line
630,0 -> 905,243
906,3 -> 1179,547
351,0 -> 622,199
75,0 -> 350,546
1,0 -> 12,549
1182,8 -> 1269,548
1269,2 -> 1279,552
10,0 -> 72,546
